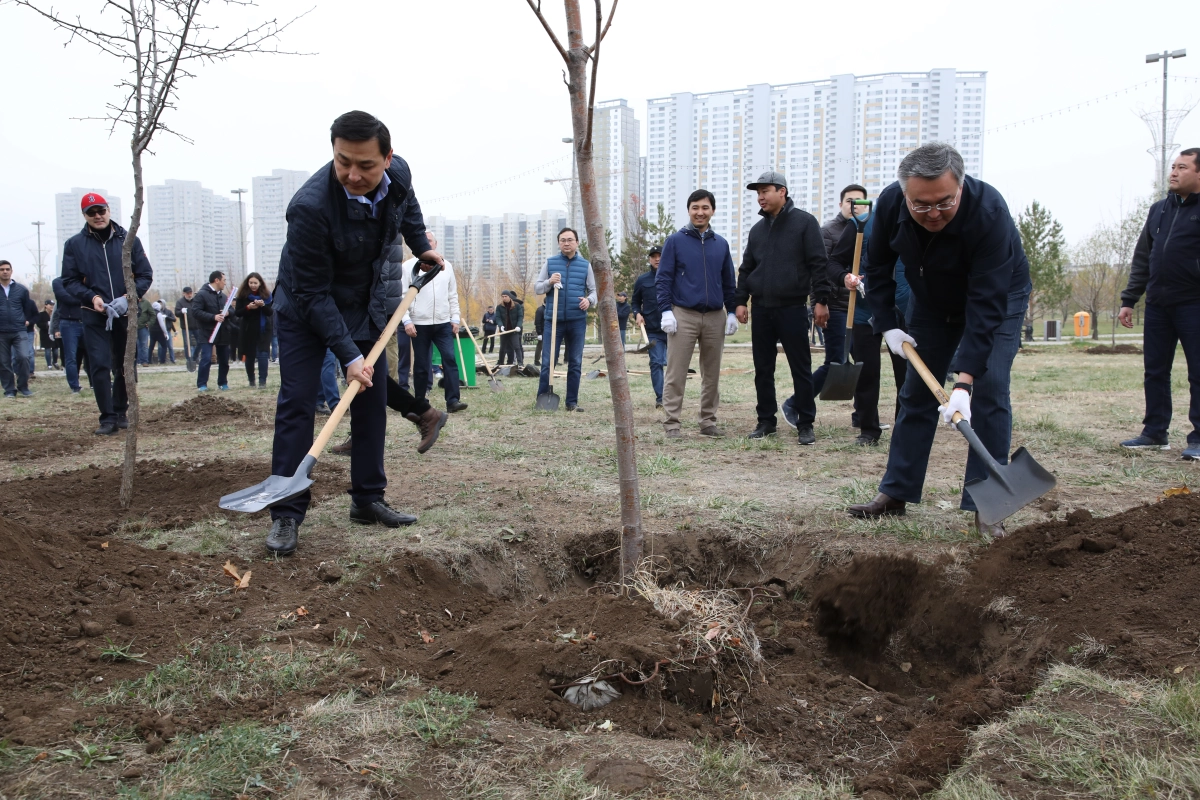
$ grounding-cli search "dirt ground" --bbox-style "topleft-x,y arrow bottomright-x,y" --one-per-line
1,346 -> 1198,798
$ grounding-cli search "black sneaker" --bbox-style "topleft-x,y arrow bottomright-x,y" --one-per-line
266,517 -> 299,555
116,414 -> 129,429
447,401 -> 469,413
797,425 -> 816,445
565,404 -> 584,413
350,499 -> 417,528
94,422 -> 119,436
781,396 -> 799,429
748,423 -> 777,439
854,434 -> 880,446
1120,435 -> 1169,450
315,403 -> 332,415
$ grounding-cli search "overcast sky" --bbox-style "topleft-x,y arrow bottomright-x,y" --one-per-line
1,0 -> 1197,283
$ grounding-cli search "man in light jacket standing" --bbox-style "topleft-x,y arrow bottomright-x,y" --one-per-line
400,233 -> 467,413
656,190 -> 738,438
535,228 -> 597,412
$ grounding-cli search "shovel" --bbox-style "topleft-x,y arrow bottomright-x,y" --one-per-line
219,263 -> 443,513
463,321 -> 503,391
820,200 -> 871,401
535,286 -> 561,411
635,320 -> 651,353
181,309 -> 196,372
903,341 -> 1056,525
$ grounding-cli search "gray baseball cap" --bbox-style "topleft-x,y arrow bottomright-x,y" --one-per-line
747,170 -> 787,190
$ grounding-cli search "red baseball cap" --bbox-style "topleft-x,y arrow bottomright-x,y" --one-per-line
80,192 -> 108,211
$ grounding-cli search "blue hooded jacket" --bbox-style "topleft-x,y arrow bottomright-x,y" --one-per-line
655,225 -> 737,315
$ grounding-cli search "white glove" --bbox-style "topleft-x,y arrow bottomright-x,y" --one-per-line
883,328 -> 917,359
938,388 -> 972,425
724,312 -> 738,336
661,310 -> 678,334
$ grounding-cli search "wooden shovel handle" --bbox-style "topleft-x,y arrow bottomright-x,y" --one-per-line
901,341 -> 964,423
463,321 -> 500,377
307,284 -> 420,459
548,286 -> 560,389
845,230 -> 863,330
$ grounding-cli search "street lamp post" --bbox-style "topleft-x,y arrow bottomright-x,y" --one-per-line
1146,49 -> 1187,194
231,188 -> 248,283
31,221 -> 45,287
563,137 -> 578,231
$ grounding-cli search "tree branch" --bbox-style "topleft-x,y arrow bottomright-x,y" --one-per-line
585,0 -> 617,54
583,0 -> 602,151
524,0 -> 568,62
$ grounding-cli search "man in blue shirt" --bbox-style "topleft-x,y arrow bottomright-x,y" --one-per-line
535,228 -> 597,412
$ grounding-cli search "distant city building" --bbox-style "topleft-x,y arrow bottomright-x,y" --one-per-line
426,210 -> 567,291
593,99 -> 641,243
644,68 -> 986,262
146,179 -> 239,300
252,169 -> 310,285
55,188 -> 123,276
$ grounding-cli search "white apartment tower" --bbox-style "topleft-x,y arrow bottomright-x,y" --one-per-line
54,188 -> 123,276
146,180 -> 239,300
644,68 -> 986,263
426,210 -> 567,291
252,169 -> 311,285
593,99 -> 641,243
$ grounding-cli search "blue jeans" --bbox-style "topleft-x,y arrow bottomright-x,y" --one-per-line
1141,301 -> 1200,444
137,327 -> 151,364
25,330 -> 36,374
811,308 -> 848,396
197,342 -> 230,388
647,331 -> 667,404
316,349 -> 340,407
538,316 -> 587,406
271,331 -> 279,361
412,322 -> 460,405
619,322 -> 628,347
245,350 -> 269,385
59,319 -> 84,391
878,288 -> 1029,512
0,330 -> 30,394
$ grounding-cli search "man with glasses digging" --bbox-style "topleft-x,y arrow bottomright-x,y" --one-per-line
845,142 -> 1031,539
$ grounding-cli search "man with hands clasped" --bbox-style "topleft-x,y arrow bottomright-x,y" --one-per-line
846,143 -> 1031,539
535,228 -> 597,412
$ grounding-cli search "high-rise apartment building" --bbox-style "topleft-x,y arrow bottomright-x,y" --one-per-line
426,210 -> 567,290
593,99 -> 641,243
644,68 -> 986,262
252,169 -> 310,284
146,179 -> 239,300
54,188 -> 123,275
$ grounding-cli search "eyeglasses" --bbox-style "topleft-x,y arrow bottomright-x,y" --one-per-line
906,185 -> 961,214
84,206 -> 109,217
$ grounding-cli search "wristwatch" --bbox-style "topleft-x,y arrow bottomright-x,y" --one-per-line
952,381 -> 973,396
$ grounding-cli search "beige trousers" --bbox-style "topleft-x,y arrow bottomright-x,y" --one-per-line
663,306 -> 726,430
385,333 -> 400,382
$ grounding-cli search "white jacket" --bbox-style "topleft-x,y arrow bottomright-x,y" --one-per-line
400,257 -> 460,326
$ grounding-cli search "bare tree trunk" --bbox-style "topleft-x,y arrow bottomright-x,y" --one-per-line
119,146 -> 145,508
537,0 -> 642,583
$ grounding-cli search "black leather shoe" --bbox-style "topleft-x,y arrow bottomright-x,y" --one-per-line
266,517 -> 299,555
797,425 -> 816,445
94,422 -> 119,436
749,423 -> 777,439
854,434 -> 880,446
116,414 -> 129,429
447,401 -> 468,413
847,492 -> 906,518
350,500 -> 417,528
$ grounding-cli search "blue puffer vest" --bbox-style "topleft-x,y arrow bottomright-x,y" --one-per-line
545,253 -> 589,322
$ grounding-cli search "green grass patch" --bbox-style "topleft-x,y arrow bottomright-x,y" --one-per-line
638,452 -> 687,477
398,687 -> 478,745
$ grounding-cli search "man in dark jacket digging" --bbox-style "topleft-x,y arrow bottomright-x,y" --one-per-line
734,171 -> 833,444
265,110 -> 445,556
61,192 -> 154,433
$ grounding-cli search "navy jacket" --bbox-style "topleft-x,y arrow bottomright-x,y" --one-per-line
273,159 -> 431,367
656,225 -> 737,314
1122,192 -> 1200,308
831,217 -> 910,327
631,268 -> 662,333
190,283 -> 232,346
0,281 -> 37,334
51,278 -> 83,322
61,222 -> 153,311
482,311 -> 497,333
735,198 -> 833,309
615,299 -> 631,330
864,176 -> 1031,378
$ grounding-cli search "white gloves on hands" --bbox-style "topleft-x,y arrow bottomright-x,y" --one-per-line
883,328 -> 917,359
938,388 -> 972,425
724,313 -> 738,336
661,309 -> 678,334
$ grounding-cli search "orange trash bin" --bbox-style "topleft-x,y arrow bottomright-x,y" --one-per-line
1073,311 -> 1091,337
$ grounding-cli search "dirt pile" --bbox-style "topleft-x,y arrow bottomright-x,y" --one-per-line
1086,344 -> 1142,354
150,394 -> 253,426
1,458 -> 348,535
0,433 -> 97,462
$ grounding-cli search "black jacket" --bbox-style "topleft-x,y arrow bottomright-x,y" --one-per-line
1122,192 -> 1200,308
235,293 -> 274,354
631,268 -> 662,333
534,303 -> 546,336
615,300 -> 632,329
734,198 -> 833,308
0,281 -> 36,334
820,214 -> 861,312
52,277 -> 83,322
190,283 -> 232,345
496,300 -> 523,331
61,222 -> 153,311
864,175 -> 1031,379
482,311 -> 497,333
273,160 -> 430,367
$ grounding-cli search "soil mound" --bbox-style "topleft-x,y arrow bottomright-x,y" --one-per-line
0,433 -> 97,461
150,394 -> 251,426
1086,344 -> 1142,354
1,458 -> 348,535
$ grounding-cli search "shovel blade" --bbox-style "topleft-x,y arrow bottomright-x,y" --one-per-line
185,358 -> 196,373
819,362 -> 863,401
536,390 -> 560,411
219,455 -> 317,513
965,447 -> 1057,526
586,370 -> 604,379
488,378 -> 503,392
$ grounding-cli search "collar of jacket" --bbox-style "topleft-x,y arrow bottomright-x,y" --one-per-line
758,197 -> 795,220
895,176 -> 973,237
326,161 -> 410,221
1170,191 -> 1199,207
83,222 -> 123,243
681,223 -> 715,240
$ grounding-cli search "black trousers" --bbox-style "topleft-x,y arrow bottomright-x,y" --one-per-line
386,375 -> 429,417
482,331 -> 495,353
850,322 -> 907,439
271,315 -> 390,524
751,304 -> 814,427
81,312 -> 129,425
